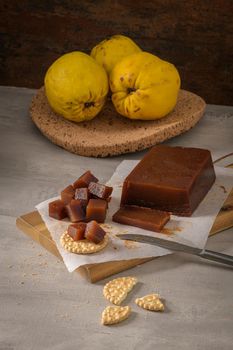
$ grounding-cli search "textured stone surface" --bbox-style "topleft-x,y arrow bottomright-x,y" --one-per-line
0,86 -> 233,349
0,1 -> 233,104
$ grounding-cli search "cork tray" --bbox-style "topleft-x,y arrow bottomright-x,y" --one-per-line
30,88 -> 206,157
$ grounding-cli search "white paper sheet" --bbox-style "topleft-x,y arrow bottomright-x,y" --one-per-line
36,162 -> 233,272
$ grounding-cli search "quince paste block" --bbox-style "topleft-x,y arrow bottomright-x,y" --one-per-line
112,206 -> 170,232
120,145 -> 216,216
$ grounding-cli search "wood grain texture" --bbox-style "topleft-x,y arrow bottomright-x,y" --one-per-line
0,1 -> 233,105
1,86 -> 233,350
16,183 -> 233,283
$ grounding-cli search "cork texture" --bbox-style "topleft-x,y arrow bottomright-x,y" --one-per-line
30,87 -> 206,157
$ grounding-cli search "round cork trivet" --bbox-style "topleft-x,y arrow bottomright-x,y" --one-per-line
30,87 -> 206,157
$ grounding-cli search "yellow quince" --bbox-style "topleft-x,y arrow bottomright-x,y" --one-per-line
44,51 -> 109,122
110,51 -> 181,120
90,34 -> 141,75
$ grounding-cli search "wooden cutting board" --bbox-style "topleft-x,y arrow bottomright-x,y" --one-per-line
30,88 -> 205,157
16,185 -> 233,283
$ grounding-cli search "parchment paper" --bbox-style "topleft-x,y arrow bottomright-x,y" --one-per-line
36,162 -> 233,272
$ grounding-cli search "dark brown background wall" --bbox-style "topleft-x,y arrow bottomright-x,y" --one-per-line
0,0 -> 232,105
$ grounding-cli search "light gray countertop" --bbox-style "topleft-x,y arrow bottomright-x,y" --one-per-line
0,86 -> 233,350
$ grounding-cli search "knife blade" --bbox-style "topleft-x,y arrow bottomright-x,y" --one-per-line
116,234 -> 233,267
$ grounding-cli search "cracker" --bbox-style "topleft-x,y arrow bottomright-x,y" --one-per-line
101,305 -> 131,325
60,231 -> 108,254
135,294 -> 164,311
103,277 -> 137,305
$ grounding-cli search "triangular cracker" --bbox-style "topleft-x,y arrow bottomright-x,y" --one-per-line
101,306 -> 131,325
135,294 -> 164,311
103,277 -> 137,305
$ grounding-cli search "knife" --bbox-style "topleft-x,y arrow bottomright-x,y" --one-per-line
116,234 -> 233,267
